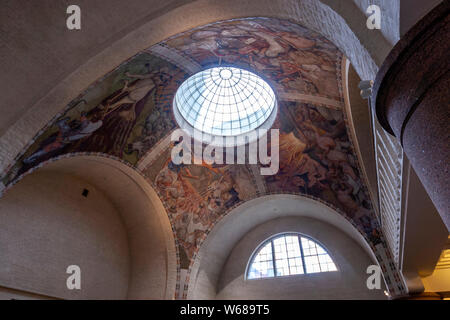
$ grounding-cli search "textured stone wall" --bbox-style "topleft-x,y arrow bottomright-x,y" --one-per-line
0,171 -> 130,299
0,155 -> 177,299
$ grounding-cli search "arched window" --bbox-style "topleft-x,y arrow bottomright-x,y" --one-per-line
247,233 -> 337,280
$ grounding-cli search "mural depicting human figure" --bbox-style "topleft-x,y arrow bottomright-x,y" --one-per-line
23,109 -> 103,164
164,18 -> 341,99
5,55 -> 182,183
77,64 -> 172,156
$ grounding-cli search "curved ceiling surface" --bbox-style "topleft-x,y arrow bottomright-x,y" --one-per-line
0,17 -> 405,296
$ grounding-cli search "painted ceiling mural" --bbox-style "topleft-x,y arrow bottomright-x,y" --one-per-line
0,18 -> 405,296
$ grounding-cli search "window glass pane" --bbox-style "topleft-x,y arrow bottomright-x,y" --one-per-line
248,234 -> 336,280
300,237 -> 337,274
272,235 -> 304,277
247,242 -> 274,279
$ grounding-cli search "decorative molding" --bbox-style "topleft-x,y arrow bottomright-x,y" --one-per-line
341,58 -> 378,216
373,116 -> 404,267
351,62 -> 405,268
148,44 -> 202,75
278,91 -> 343,109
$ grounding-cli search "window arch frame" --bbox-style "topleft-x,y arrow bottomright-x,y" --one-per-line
245,232 -> 339,280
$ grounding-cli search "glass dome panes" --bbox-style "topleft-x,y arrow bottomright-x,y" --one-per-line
174,67 -> 276,137
247,233 -> 337,280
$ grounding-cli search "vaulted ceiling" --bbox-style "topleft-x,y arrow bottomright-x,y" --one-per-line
0,17 -> 406,295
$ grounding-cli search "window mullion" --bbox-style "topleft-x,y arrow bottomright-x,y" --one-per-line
317,248 -> 323,272
298,236 -> 307,274
285,236 -> 292,275
270,240 -> 277,277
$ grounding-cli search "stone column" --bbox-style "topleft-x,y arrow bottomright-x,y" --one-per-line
372,1 -> 449,230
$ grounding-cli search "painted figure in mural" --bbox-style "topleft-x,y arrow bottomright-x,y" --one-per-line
23,102 -> 104,164
77,65 -> 172,157
153,145 -> 250,260
11,60 -> 178,181
264,102 -> 377,244
103,69 -> 161,121
165,18 -> 340,99
155,161 -> 205,259
124,67 -> 183,159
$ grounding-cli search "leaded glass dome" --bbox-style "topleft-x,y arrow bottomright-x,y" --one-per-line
173,67 -> 277,139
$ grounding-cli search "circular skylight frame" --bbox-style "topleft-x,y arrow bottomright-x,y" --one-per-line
173,66 -> 278,147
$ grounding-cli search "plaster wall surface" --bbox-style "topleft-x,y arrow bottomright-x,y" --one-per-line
400,0 -> 443,35
0,156 -> 177,300
422,268 -> 450,293
401,166 -> 448,277
0,171 -> 130,299
34,156 -> 177,299
0,286 -> 56,300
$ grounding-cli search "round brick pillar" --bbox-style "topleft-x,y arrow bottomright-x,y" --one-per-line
372,1 -> 449,230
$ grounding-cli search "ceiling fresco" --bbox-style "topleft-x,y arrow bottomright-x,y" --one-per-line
0,17 -> 405,296
162,18 -> 342,101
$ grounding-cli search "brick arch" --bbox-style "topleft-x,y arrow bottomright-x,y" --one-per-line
0,153 -> 178,299
186,194 -> 406,298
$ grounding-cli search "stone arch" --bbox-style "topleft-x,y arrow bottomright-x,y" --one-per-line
218,217 -> 386,299
186,194 -> 403,299
0,154 -> 177,299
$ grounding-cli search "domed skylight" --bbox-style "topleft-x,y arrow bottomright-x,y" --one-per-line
173,67 -> 276,138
